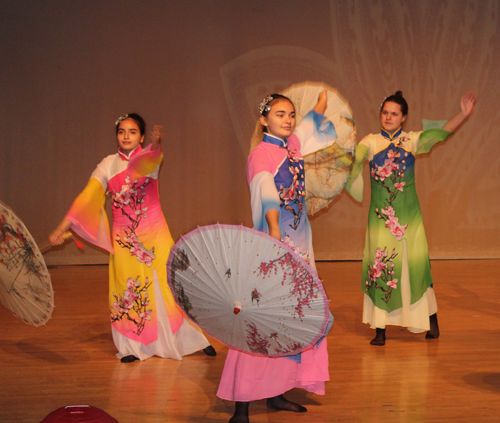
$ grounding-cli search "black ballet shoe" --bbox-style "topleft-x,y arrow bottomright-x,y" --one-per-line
229,401 -> 249,423
370,328 -> 386,346
120,355 -> 139,363
266,395 -> 307,413
426,313 -> 440,339
203,345 -> 217,356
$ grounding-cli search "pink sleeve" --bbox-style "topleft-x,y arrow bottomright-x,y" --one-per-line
247,146 -> 275,184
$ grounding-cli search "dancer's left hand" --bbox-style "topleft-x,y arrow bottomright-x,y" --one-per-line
460,91 -> 477,117
150,125 -> 164,150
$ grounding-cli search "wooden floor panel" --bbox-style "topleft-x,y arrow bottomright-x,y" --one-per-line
1,260 -> 499,422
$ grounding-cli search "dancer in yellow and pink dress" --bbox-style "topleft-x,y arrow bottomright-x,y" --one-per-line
50,113 -> 215,362
217,92 -> 336,423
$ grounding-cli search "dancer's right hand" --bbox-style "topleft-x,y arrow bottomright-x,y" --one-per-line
49,219 -> 71,245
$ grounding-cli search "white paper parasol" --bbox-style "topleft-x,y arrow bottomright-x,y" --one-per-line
166,224 -> 330,357
251,81 -> 357,215
0,201 -> 54,326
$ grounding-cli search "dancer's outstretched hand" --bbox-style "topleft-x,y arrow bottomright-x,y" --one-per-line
150,125 -> 164,150
314,89 -> 328,115
318,89 -> 328,104
460,91 -> 477,117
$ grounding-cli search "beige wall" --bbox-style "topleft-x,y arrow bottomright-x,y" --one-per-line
1,0 -> 499,265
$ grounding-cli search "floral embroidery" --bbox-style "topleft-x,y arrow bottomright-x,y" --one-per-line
112,175 -> 155,266
365,247 -> 398,303
278,149 -> 306,231
116,230 -> 155,266
371,144 -> 410,240
110,276 -> 152,335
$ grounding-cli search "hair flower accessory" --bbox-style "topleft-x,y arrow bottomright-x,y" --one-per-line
115,114 -> 129,126
258,95 -> 274,115
380,96 -> 388,111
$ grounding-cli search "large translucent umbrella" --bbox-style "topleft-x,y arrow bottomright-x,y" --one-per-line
167,224 -> 330,357
251,81 -> 357,215
0,201 -> 53,326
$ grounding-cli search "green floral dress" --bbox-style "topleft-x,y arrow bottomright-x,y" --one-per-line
348,121 -> 450,330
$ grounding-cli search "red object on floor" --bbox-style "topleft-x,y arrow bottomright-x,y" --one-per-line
40,406 -> 119,423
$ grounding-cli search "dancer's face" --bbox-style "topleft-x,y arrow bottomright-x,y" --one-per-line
260,100 -> 296,140
380,101 -> 406,132
117,118 -> 144,154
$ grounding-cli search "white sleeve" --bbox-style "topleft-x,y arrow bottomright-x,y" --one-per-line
293,109 -> 338,157
249,171 -> 280,233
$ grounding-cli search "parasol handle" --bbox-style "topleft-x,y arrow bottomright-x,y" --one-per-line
233,301 -> 243,315
39,231 -> 73,254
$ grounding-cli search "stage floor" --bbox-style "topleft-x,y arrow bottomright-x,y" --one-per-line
1,260 -> 500,422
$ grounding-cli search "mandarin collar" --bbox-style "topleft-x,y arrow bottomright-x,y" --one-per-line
381,127 -> 402,141
118,144 -> 143,161
262,133 -> 287,148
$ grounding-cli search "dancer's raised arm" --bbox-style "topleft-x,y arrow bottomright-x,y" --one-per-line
442,91 -> 477,132
313,89 -> 328,115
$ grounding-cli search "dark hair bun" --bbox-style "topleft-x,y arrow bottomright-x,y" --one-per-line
380,91 -> 408,115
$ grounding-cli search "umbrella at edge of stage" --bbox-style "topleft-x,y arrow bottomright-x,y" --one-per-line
166,223 -> 330,358
0,200 -> 54,326
250,81 -> 357,215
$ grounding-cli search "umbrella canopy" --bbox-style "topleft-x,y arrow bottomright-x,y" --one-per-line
0,201 -> 53,326
251,81 -> 357,215
167,224 -> 330,357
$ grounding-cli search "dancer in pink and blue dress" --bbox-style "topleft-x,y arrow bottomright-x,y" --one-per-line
217,91 -> 337,423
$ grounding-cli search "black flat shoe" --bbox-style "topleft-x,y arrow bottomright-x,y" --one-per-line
203,345 -> 217,356
120,355 -> 139,363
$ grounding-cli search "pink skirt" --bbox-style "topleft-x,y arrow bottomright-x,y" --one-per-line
217,339 -> 329,401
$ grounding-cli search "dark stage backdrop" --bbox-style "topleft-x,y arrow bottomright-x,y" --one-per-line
1,0 -> 499,265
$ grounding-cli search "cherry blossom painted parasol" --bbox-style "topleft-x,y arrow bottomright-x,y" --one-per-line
251,81 -> 357,215
0,201 -> 54,326
166,224 -> 330,357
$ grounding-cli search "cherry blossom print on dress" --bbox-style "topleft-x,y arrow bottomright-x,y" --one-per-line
277,148 -> 306,231
370,139 -> 412,241
365,247 -> 398,303
112,174 -> 156,266
110,276 -> 152,336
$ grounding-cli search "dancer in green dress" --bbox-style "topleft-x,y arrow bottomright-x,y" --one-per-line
348,91 -> 476,345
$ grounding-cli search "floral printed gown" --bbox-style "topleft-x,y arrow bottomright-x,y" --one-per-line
217,110 -> 337,402
66,145 -> 209,360
348,122 -> 451,332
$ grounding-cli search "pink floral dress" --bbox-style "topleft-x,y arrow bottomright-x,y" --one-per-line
66,145 -> 209,360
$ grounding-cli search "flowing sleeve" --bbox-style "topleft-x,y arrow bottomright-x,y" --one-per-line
416,119 -> 452,155
247,148 -> 280,233
65,177 -> 114,253
292,109 -> 338,157
344,137 -> 370,202
128,144 -> 163,179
